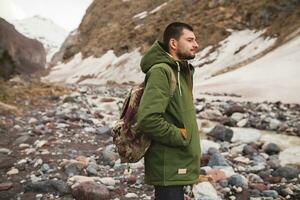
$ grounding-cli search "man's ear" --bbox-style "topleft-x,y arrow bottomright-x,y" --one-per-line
169,38 -> 177,51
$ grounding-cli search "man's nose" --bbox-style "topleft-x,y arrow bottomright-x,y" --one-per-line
194,41 -> 199,49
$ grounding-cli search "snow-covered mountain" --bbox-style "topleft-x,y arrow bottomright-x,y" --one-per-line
13,15 -> 68,63
42,0 -> 300,104
43,28 -> 300,104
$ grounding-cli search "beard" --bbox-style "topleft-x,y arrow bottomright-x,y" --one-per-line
176,50 -> 196,60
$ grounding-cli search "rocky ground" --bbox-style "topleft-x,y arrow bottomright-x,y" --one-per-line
0,84 -> 300,200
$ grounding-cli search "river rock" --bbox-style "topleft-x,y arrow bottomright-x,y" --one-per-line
193,182 -> 221,200
71,181 -> 110,200
208,124 -> 233,142
271,166 -> 299,180
262,190 -> 278,198
228,174 -> 248,188
208,153 -> 230,167
25,180 -> 70,195
263,143 -> 281,155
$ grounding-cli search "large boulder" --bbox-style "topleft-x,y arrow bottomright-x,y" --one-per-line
0,18 -> 46,79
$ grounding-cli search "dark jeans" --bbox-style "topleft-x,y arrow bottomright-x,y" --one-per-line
154,185 -> 184,200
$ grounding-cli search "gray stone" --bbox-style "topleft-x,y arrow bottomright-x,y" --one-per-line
258,170 -> 271,179
64,163 -> 82,177
271,166 -> 299,180
224,104 -> 245,116
207,147 -> 219,155
243,144 -> 257,156
269,119 -> 281,130
228,174 -> 248,188
267,157 -> 281,169
99,144 -> 119,166
231,112 -> 244,122
208,153 -> 230,167
25,180 -> 70,195
208,124 -> 233,142
41,164 -> 50,173
97,126 -> 111,135
199,109 -> 224,121
252,155 -> 266,164
86,163 -> 98,176
263,143 -> 281,155
219,179 -> 228,187
262,190 -> 278,198
13,135 -> 30,145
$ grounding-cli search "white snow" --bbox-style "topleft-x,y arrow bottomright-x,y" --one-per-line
194,35 -> 300,103
133,11 -> 148,19
13,15 -> 68,63
150,2 -> 168,14
44,28 -> 300,104
192,29 -> 276,81
43,49 -> 143,85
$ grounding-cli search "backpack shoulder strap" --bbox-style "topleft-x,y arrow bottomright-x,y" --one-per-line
149,64 -> 177,97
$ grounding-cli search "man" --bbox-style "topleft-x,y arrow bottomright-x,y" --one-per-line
137,22 -> 201,200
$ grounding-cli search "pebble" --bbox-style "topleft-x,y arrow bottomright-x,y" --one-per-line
71,181 -> 110,200
0,148 -> 11,154
208,124 -> 233,142
125,193 -> 138,198
41,164 -> 51,173
97,126 -> 111,135
262,190 -> 278,198
7,167 -> 19,175
0,182 -> 13,191
271,166 -> 299,180
263,143 -> 281,155
19,143 -> 30,148
86,164 -> 98,176
99,177 -> 117,186
228,174 -> 248,188
34,159 -> 43,168
193,182 -> 220,200
208,153 -> 230,167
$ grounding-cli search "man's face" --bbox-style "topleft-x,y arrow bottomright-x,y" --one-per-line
175,29 -> 199,60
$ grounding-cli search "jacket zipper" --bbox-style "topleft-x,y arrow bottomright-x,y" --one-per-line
176,61 -> 182,96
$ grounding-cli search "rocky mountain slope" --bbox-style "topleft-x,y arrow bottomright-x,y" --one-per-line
0,18 -> 46,80
58,0 -> 300,62
45,0 -> 300,103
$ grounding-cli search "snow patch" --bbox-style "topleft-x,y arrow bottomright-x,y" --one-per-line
192,29 -> 276,81
133,11 -> 148,19
193,35 -> 300,103
43,49 -> 143,85
150,2 -> 168,14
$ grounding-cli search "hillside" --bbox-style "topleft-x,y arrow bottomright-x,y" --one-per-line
0,18 -> 46,79
58,0 -> 300,61
44,0 -> 300,104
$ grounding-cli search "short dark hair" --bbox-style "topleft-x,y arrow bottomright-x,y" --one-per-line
163,22 -> 193,52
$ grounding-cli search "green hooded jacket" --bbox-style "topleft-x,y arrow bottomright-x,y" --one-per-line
137,41 -> 201,186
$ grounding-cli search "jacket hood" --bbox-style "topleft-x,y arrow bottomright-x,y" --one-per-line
140,41 -> 177,73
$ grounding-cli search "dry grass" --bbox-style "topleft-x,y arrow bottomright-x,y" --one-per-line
0,78 -> 70,115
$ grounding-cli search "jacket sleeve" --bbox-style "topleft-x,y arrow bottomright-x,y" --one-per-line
136,66 -> 188,147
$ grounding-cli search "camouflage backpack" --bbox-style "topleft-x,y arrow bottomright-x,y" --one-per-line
112,65 -> 177,163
